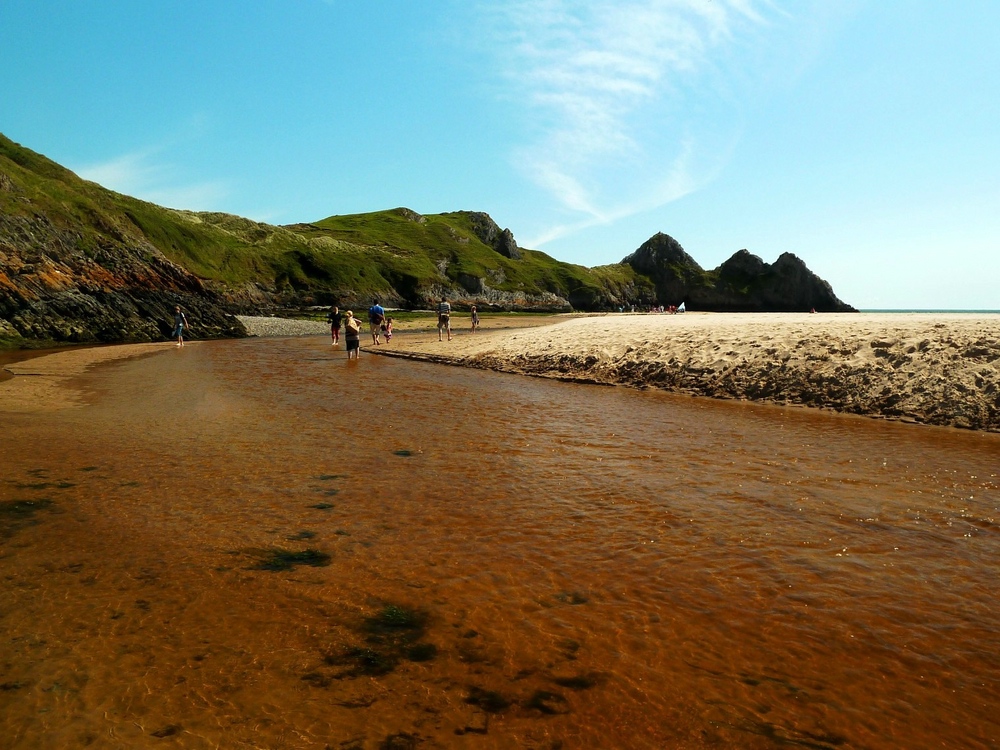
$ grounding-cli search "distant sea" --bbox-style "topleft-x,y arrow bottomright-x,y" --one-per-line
861,309 -> 1000,314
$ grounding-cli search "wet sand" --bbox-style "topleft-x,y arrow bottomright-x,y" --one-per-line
0,342 -> 180,411
375,312 -> 1000,432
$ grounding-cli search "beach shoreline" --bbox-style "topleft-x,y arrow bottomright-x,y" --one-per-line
0,342 -> 178,411
371,312 -> 1000,432
3,312 -> 998,431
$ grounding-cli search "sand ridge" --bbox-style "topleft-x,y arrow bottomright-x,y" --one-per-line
0,342 -> 179,412
375,312 -> 1000,431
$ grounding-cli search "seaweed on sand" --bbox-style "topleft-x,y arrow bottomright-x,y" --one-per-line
525,689 -> 570,715
465,686 -> 512,713
318,603 -> 437,680
0,498 -> 55,539
249,548 -> 331,571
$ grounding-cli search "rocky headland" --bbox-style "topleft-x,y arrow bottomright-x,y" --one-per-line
2,133 -> 854,347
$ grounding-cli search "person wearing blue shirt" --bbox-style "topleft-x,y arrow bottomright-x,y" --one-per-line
368,299 -> 386,346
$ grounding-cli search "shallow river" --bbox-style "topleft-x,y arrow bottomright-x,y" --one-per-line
1,336 -> 998,749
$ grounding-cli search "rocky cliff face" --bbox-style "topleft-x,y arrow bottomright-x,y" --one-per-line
458,211 -> 522,260
621,234 -> 856,312
0,212 -> 245,345
0,143 -> 246,346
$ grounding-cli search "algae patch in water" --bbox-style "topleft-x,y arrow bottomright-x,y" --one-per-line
554,590 -> 588,605
0,498 -> 53,517
249,548 -> 331,571
309,502 -> 335,510
367,604 -> 425,632
525,689 -> 570,715
287,530 -> 317,541
314,603 -> 437,681
552,672 -> 602,690
380,733 -> 419,750
465,686 -> 512,713
329,647 -> 398,677
13,481 -> 74,490
150,724 -> 182,738
405,642 -> 438,662
393,450 -> 413,457
0,498 -> 55,538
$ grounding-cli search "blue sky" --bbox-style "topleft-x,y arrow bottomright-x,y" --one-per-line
2,0 -> 998,309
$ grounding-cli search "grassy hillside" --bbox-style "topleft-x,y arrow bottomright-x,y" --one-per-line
2,133 -> 653,311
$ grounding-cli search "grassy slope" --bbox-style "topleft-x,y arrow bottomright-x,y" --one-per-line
2,134 -> 651,307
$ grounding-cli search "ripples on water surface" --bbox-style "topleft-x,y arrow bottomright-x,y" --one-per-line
1,336 -> 998,749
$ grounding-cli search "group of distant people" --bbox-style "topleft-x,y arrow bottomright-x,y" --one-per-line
323,298 -> 481,358
323,302 -> 392,360
168,298 -> 699,351
167,299 -> 482,353
619,302 -> 686,314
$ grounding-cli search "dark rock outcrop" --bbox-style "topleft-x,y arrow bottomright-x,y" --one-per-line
0,213 -> 245,345
459,211 -> 522,259
621,233 -> 707,305
621,234 -> 856,312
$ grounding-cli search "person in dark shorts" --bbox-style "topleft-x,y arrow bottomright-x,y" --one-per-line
172,305 -> 188,347
327,306 -> 343,345
437,298 -> 452,341
368,299 -> 386,346
343,311 -> 361,359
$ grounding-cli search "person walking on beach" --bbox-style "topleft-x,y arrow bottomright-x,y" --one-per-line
172,305 -> 188,347
383,316 -> 394,343
327,305 -> 343,345
343,311 -> 361,360
368,299 -> 386,346
470,304 -> 480,333
437,298 -> 452,341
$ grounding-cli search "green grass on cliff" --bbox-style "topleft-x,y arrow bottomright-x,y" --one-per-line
2,133 -> 652,308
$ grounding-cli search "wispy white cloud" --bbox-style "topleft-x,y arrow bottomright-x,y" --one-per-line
76,144 -> 229,211
478,0 -> 781,245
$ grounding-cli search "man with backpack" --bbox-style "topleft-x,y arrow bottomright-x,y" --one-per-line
437,298 -> 452,341
368,299 -> 386,346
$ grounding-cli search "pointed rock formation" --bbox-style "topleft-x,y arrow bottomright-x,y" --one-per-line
459,211 -> 522,259
621,234 -> 856,312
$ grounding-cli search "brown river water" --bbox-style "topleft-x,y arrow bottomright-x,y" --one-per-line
1,336 -> 999,749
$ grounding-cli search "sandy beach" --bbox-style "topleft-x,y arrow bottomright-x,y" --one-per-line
375,312 -> 1000,432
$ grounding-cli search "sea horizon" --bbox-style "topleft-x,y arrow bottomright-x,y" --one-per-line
860,308 -> 1000,314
